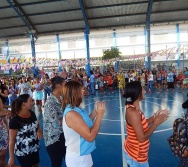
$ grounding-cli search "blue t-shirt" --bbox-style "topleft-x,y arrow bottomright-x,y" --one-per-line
167,72 -> 174,82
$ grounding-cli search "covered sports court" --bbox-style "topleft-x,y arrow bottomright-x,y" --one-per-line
1,0 -> 188,167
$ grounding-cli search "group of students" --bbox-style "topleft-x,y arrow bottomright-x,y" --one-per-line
0,75 -> 105,167
1,76 -> 172,167
1,64 -> 188,167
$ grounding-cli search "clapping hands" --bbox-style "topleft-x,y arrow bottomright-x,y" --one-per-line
153,109 -> 170,127
94,101 -> 106,118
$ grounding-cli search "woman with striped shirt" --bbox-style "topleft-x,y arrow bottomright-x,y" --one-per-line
123,81 -> 169,167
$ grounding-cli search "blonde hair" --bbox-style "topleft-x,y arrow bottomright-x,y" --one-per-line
62,80 -> 83,110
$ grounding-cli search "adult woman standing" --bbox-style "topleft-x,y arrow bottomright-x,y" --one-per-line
166,69 -> 175,92
33,78 -> 43,111
8,79 -> 18,106
123,81 -> 169,167
43,73 -> 51,103
8,94 -> 42,167
148,71 -> 154,93
62,80 -> 105,167
18,76 -> 33,97
0,80 -> 9,106
0,97 -> 9,167
43,76 -> 66,167
89,70 -> 95,95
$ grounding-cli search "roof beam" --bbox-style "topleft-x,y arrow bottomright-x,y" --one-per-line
5,0 -> 38,36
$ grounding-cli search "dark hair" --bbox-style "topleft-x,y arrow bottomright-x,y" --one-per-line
10,78 -> 15,83
51,76 -> 64,91
90,70 -> 93,75
62,80 -> 83,111
11,94 -> 30,116
123,81 -> 142,105
45,73 -> 49,79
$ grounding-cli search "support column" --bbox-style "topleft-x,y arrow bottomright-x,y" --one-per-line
56,34 -> 62,72
183,45 -> 185,70
176,24 -> 180,68
144,29 -> 148,69
85,25 -> 90,76
30,33 -> 37,77
145,0 -> 153,71
113,29 -> 118,71
113,29 -> 117,48
145,27 -> 151,71
30,33 -> 36,64
6,39 -> 11,75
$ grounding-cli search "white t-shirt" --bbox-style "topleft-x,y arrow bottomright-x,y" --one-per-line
148,74 -> 154,81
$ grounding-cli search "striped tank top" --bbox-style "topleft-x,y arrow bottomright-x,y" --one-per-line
124,105 -> 150,163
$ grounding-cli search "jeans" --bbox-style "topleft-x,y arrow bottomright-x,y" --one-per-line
90,82 -> 95,94
148,81 -> 154,91
44,87 -> 51,102
46,133 -> 66,167
123,150 -> 149,167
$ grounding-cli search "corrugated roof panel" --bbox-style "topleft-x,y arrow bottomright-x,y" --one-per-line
0,1 -> 10,7
0,18 -> 26,28
90,15 -> 146,28
153,0 -> 188,12
21,0 -> 80,14
86,0 -> 144,7
0,8 -> 18,18
0,27 -> 27,36
44,12 -> 82,22
151,11 -> 188,23
87,4 -> 147,18
0,0 -> 187,39
29,13 -> 83,24
36,21 -> 84,32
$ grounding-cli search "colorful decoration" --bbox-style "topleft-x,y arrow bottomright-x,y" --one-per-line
0,44 -> 187,72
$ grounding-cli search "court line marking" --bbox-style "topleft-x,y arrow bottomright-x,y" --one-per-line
119,89 -> 127,167
145,97 -> 184,104
102,119 -> 121,121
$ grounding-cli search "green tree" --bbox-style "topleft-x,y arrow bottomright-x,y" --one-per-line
102,47 -> 121,60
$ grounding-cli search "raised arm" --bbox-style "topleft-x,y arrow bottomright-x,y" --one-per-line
65,102 -> 105,142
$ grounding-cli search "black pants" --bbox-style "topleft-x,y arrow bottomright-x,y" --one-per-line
16,151 -> 39,167
46,133 -> 66,167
